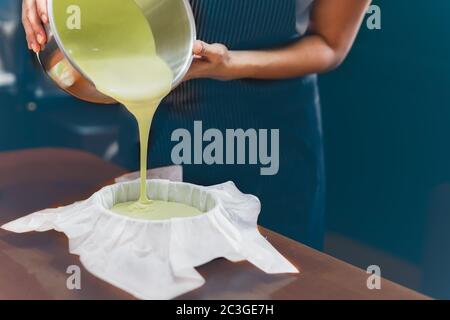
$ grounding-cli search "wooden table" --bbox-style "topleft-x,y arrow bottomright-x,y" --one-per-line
0,149 -> 429,300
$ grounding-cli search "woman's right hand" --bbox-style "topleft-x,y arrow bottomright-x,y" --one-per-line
22,0 -> 48,53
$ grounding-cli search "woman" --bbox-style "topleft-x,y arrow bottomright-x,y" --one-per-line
22,0 -> 370,249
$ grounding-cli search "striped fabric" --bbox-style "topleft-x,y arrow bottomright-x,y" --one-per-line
190,0 -> 298,50
166,0 -> 312,105
149,0 -> 325,249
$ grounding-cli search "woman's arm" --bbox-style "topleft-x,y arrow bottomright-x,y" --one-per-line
185,0 -> 371,81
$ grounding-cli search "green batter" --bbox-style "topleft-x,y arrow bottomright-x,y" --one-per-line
54,0 -> 202,219
112,200 -> 203,220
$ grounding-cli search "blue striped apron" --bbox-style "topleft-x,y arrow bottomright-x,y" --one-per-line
149,0 -> 325,249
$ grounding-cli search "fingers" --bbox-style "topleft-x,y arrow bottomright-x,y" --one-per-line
22,0 -> 48,52
36,0 -> 49,24
193,40 -> 229,63
27,2 -> 47,45
22,13 -> 39,52
186,40 -> 233,82
192,40 -> 204,56
183,58 -> 208,81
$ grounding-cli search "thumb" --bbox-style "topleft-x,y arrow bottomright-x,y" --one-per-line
192,40 -> 228,63
192,40 -> 205,56
193,40 -> 208,56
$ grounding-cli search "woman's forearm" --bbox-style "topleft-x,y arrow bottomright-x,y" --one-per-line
184,0 -> 371,82
228,0 -> 371,80
228,35 -> 343,80
230,0 -> 370,79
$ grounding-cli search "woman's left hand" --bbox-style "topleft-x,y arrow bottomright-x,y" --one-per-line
184,40 -> 237,81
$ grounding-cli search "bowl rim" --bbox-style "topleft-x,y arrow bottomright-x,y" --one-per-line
97,179 -> 221,224
45,0 -> 196,99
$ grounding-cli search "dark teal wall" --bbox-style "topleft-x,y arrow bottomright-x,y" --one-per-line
320,0 -> 450,265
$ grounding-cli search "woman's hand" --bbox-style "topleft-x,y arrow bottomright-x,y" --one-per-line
22,0 -> 48,53
184,40 -> 239,81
